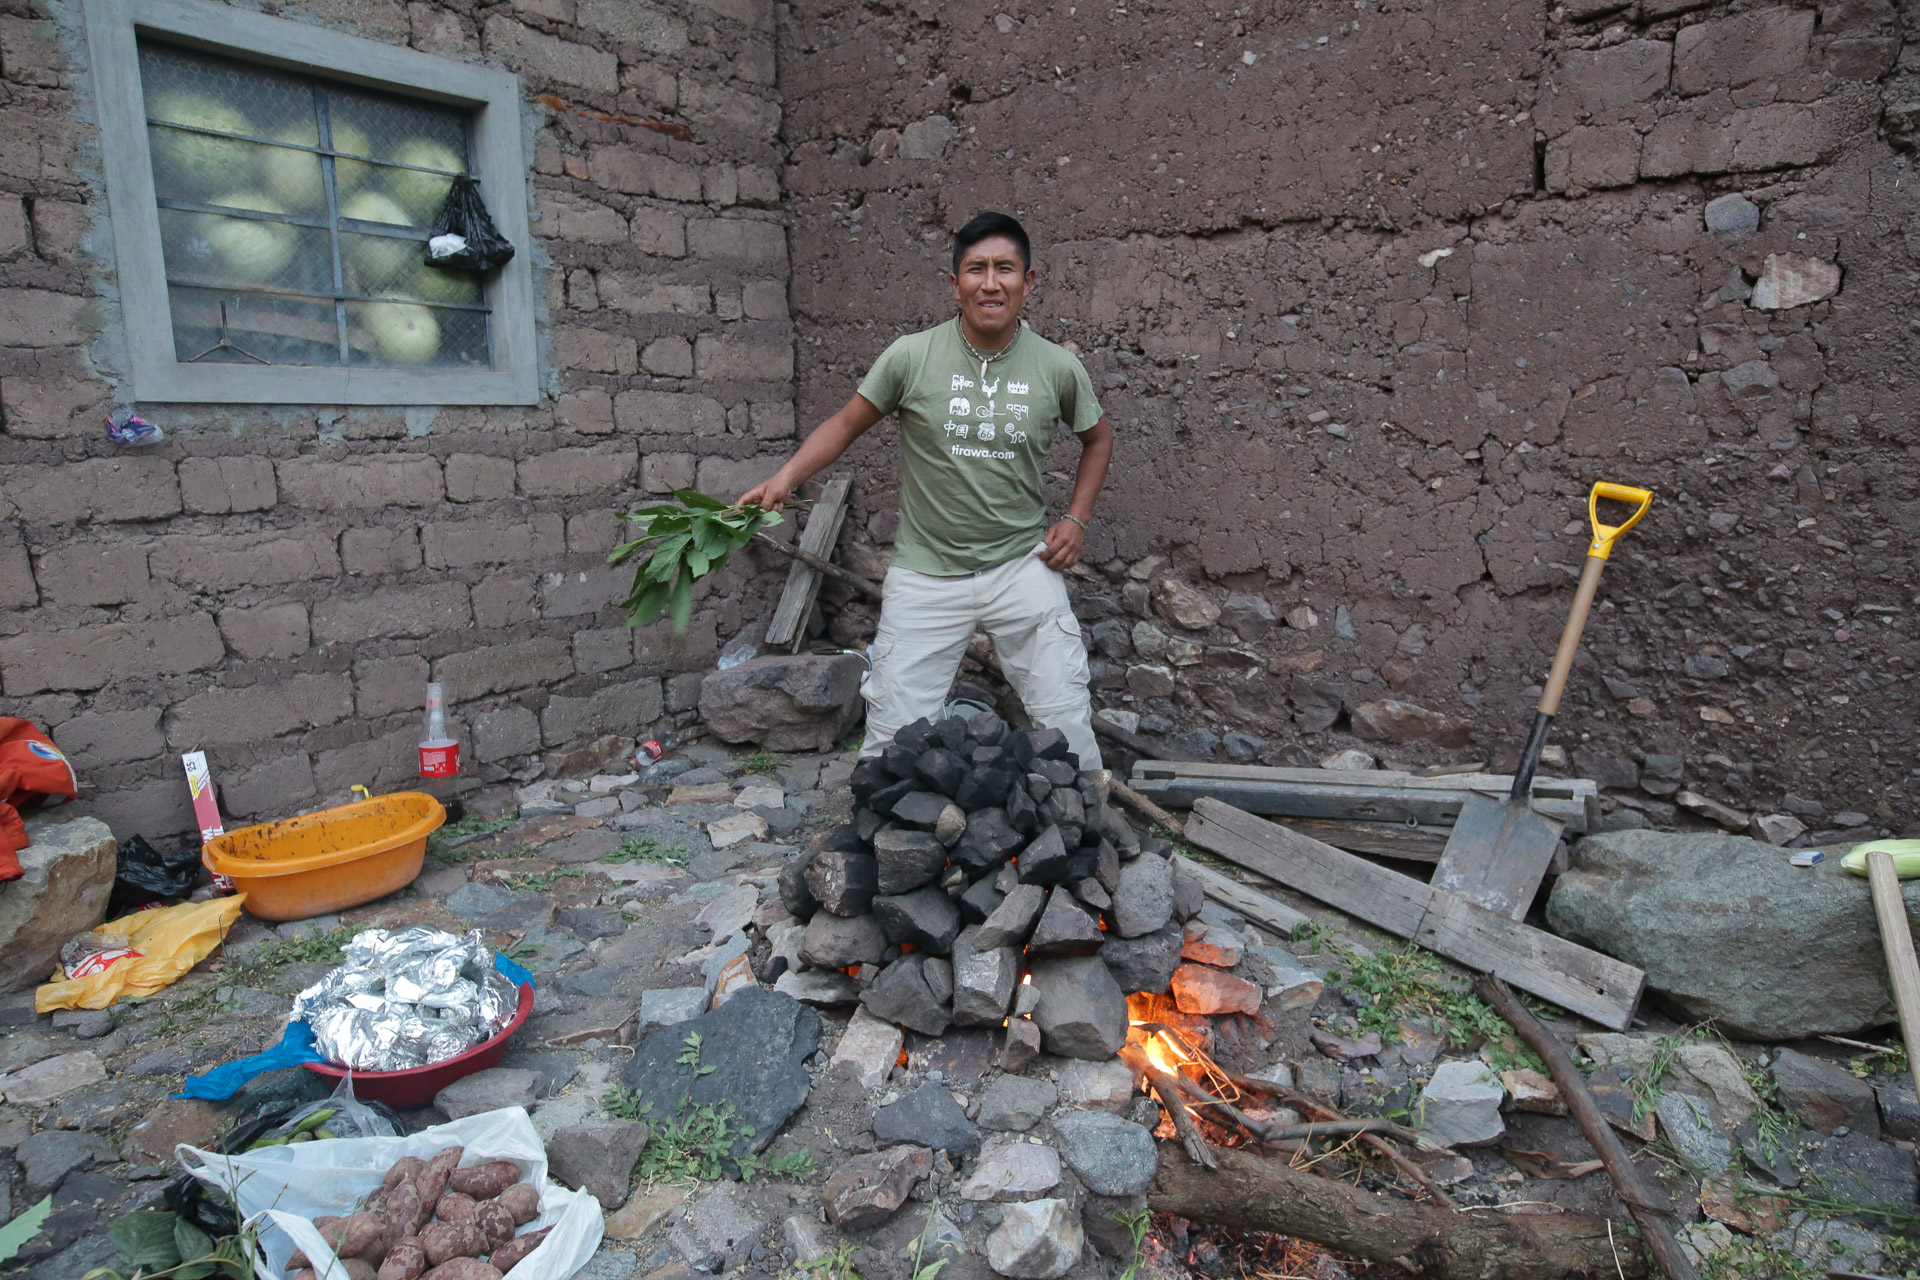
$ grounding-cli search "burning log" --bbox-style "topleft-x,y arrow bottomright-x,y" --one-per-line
1117,1043 -> 1216,1170
1148,1142 -> 1647,1280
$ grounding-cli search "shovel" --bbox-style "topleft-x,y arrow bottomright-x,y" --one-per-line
1430,481 -> 1653,919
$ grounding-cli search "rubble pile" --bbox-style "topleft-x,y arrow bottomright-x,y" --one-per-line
766,712 -> 1205,1064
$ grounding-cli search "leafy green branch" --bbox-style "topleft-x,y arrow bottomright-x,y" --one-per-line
609,489 -> 784,632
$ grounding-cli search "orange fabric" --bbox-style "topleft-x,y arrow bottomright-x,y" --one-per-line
0,719 -> 81,882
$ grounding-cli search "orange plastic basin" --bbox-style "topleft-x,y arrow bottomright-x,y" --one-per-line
202,792 -> 445,922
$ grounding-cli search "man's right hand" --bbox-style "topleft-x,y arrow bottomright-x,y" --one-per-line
738,475 -> 795,512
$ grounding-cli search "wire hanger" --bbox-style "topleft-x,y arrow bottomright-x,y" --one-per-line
186,300 -> 271,364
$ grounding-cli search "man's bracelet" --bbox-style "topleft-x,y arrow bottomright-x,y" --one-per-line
1063,514 -> 1089,532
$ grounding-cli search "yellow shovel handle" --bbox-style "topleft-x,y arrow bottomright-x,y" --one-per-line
1587,482 -> 1653,561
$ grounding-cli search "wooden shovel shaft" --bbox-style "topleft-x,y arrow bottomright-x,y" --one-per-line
1866,850 -> 1920,1099
1538,555 -> 1607,719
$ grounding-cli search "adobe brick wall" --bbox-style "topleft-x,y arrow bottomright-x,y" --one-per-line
781,1 -> 1919,827
0,0 -> 799,839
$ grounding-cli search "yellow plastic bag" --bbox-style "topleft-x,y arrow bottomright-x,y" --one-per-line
35,895 -> 248,1012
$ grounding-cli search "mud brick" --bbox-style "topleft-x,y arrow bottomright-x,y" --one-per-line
0,616 -> 222,694
687,218 -> 787,265
472,576 -> 537,629
738,164 -> 780,205
1674,7 -> 1814,96
355,654 -> 431,718
642,337 -> 694,376
557,326 -> 639,376
640,452 -> 696,493
0,287 -> 84,346
680,81 -> 780,141
445,453 -> 516,502
435,638 -> 573,699
178,456 -> 276,513
576,0 -> 689,53
165,672 -> 351,745
54,707 -> 164,769
556,388 -> 616,434
518,444 -> 638,497
538,565 -> 625,617
538,191 -> 627,243
573,627 -> 634,674
628,206 -> 688,257
916,748 -> 969,797
589,146 -> 703,200
539,678 -> 663,745
220,753 -> 318,817
277,455 -> 444,508
218,602 -> 309,660
311,582 -> 470,642
472,704 -> 542,763
341,525 -> 423,575
601,277 -> 710,315
33,543 -> 148,606
153,533 -> 339,589
482,16 -> 617,91
5,456 -> 180,522
422,514 -> 564,569
744,284 -> 787,323
694,332 -> 793,381
693,455 -> 780,501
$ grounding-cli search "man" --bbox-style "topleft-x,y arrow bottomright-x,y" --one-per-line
740,211 -> 1114,767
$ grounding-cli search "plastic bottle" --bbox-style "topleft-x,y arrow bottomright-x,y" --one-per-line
419,682 -> 460,777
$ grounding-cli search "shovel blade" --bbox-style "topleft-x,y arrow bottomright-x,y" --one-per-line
1430,791 -> 1566,920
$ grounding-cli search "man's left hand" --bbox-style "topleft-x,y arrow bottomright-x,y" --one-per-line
1041,518 -> 1085,571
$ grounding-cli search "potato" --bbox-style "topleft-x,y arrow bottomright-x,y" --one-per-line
384,1156 -> 428,1189
315,1216 -> 345,1233
291,1272 -> 318,1280
287,1250 -> 310,1271
420,1221 -> 487,1267
447,1161 -> 520,1200
417,1146 -> 464,1209
495,1183 -> 539,1227
332,1212 -> 392,1261
434,1191 -> 479,1225
376,1240 -> 428,1280
487,1227 -> 550,1275
473,1201 -> 515,1252
343,1262 -> 377,1280
418,1261 -> 501,1280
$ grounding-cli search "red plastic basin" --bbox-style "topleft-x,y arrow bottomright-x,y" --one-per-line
304,982 -> 533,1109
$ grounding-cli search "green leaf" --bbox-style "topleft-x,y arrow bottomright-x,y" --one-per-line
668,574 -> 694,632
0,1196 -> 54,1265
173,1217 -> 215,1266
108,1210 -> 184,1271
686,548 -> 712,577
173,1262 -> 219,1280
672,488 -> 727,510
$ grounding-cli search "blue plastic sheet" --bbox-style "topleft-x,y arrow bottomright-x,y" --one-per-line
178,952 -> 536,1101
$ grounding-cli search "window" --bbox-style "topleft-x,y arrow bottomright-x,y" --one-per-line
84,0 -> 538,404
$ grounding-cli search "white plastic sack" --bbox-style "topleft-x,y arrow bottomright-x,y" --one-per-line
177,1105 -> 603,1280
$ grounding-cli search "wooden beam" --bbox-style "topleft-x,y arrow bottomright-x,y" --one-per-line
1131,764 -> 1595,832
1172,853 -> 1312,939
1185,798 -> 1642,1030
764,474 -> 853,650
1284,818 -> 1451,862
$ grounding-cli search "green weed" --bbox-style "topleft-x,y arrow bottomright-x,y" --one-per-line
425,813 -> 517,865
1113,1208 -> 1152,1280
904,1203 -> 951,1280
1301,926 -> 1544,1070
1846,1039 -> 1910,1081
501,866 -> 590,893
1697,1235 -> 1825,1280
620,1032 -> 813,1186
743,749 -> 783,775
795,1240 -> 862,1280
603,835 -> 688,866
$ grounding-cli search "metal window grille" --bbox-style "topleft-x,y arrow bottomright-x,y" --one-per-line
139,39 -> 491,370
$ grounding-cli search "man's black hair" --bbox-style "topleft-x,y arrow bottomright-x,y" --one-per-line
951,211 -> 1031,273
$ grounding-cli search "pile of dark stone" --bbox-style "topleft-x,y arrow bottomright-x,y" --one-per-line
769,711 -> 1203,1066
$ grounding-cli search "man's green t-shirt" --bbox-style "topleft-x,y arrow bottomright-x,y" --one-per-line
857,318 -> 1104,576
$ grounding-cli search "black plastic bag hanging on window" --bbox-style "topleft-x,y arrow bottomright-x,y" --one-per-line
425,175 -> 515,272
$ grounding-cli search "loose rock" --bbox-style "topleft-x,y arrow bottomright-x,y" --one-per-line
950,926 -> 1020,1026
1418,1061 -> 1506,1147
1028,956 -> 1128,1059
549,1120 -> 650,1209
1053,1111 -> 1158,1195
435,1068 -> 539,1120
1110,854 -> 1174,938
872,1082 -> 980,1157
986,1197 -> 1084,1280
822,1144 -> 931,1229
963,1141 -> 1062,1201
698,654 -> 865,751
800,912 -> 888,969
830,1009 -> 904,1088
1101,924 -> 1183,994
0,816 -> 116,996
1770,1048 -> 1878,1138
978,1075 -> 1059,1131
1170,964 -> 1260,1016
861,954 -> 951,1036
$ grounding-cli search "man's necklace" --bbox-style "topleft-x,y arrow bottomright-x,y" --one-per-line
958,318 -> 1020,384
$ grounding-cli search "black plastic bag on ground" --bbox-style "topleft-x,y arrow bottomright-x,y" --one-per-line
109,835 -> 201,914
424,175 -> 515,272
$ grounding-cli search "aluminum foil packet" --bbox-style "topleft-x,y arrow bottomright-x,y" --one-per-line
294,926 -> 517,1071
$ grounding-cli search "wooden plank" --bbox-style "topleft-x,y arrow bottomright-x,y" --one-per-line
764,474 -> 852,650
1186,800 -> 1432,939
1283,818 -> 1450,862
1415,893 -> 1644,1031
1135,774 -> 1591,831
1172,854 -> 1313,938
1185,797 -> 1642,1030
1134,760 -> 1596,801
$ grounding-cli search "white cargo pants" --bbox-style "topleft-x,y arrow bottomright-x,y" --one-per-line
860,547 -> 1103,770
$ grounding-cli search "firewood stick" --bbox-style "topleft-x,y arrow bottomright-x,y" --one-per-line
1093,714 -> 1208,764
1473,975 -> 1698,1280
1224,1069 -> 1458,1209
749,530 -> 884,603
1110,778 -> 1186,836
1119,1045 -> 1217,1170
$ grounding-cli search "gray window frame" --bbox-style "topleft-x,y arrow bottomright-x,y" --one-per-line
83,0 -> 539,405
